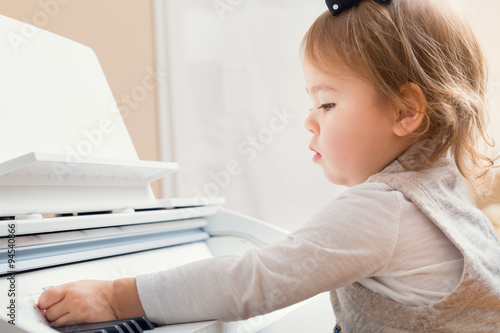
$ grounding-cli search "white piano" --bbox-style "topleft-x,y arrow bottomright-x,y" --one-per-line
0,14 -> 332,333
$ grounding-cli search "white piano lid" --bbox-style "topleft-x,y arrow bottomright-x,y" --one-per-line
0,15 -> 176,216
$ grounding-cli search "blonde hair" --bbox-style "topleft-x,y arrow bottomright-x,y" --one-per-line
301,0 -> 498,186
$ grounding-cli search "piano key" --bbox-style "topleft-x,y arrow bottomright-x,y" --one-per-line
130,317 -> 155,331
117,323 -> 134,333
122,320 -> 143,333
142,321 -> 218,333
53,317 -> 156,333
54,321 -> 126,333
82,325 -> 124,333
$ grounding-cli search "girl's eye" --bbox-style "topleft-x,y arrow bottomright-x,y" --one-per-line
318,103 -> 336,111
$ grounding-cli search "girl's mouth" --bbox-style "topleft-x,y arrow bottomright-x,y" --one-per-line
309,146 -> 322,163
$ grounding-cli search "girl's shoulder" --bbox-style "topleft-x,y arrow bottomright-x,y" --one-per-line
333,181 -> 401,210
310,181 -> 404,229
311,181 -> 431,236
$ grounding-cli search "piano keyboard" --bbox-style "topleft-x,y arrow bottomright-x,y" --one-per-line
52,317 -> 223,333
52,318 -> 221,333
53,316 -> 156,333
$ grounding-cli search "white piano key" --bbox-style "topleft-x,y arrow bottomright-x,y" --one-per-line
145,321 -> 217,333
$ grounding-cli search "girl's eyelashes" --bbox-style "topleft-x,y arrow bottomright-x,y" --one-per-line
318,103 -> 336,111
308,103 -> 336,113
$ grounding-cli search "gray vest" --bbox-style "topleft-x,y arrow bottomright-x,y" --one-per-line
330,154 -> 500,332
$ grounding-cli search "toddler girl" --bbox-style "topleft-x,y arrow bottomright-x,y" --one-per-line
38,0 -> 500,331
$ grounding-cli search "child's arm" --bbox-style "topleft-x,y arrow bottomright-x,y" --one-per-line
37,278 -> 145,327
39,185 -> 400,326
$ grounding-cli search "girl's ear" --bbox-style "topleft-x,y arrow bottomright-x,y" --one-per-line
392,82 -> 427,137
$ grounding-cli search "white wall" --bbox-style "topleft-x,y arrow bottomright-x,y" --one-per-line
164,0 -> 338,231
162,0 -> 500,231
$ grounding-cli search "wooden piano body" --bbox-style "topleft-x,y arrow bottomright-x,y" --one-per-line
0,14 -> 331,333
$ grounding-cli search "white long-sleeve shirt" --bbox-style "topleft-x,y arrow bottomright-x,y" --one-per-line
136,182 -> 463,325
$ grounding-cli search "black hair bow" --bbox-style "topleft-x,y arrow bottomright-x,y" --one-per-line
326,0 -> 392,16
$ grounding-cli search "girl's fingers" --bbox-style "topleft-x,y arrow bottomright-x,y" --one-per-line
38,285 -> 67,310
44,298 -> 70,323
52,311 -> 77,328
46,296 -> 98,326
37,280 -> 118,326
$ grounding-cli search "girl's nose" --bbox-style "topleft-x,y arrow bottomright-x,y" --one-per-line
305,111 -> 319,134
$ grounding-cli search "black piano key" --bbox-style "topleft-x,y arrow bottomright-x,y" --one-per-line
53,325 -> 98,333
96,326 -> 124,333
122,320 -> 143,333
117,322 -> 134,333
54,323 -> 124,333
53,316 -> 156,333
55,328 -> 108,333
131,317 -> 156,330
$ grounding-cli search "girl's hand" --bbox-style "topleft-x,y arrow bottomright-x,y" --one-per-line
37,280 -> 118,327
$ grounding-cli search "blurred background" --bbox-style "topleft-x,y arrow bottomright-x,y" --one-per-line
0,0 -> 498,233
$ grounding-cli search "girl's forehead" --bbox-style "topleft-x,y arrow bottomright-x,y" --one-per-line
303,58 -> 383,101
303,56 -> 349,75
302,48 -> 375,85
303,58 -> 362,88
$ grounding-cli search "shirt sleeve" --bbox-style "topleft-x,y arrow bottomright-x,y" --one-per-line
136,182 -> 401,325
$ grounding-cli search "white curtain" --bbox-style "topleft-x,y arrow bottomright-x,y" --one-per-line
163,0 -> 500,231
